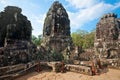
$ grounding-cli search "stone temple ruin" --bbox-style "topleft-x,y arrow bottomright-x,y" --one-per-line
42,1 -> 73,53
94,13 -> 120,69
94,13 -> 120,59
0,6 -> 37,67
0,1 -> 120,79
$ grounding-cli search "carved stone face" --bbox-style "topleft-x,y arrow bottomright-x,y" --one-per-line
95,13 -> 120,59
0,6 -> 32,47
43,1 -> 70,37
96,17 -> 119,41
109,24 -> 119,40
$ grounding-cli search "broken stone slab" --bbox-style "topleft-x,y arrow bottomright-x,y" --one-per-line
66,64 -> 92,75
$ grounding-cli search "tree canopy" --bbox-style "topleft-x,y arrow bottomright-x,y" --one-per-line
71,29 -> 95,49
32,35 -> 42,46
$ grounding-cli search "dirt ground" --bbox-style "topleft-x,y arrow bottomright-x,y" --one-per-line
16,69 -> 120,80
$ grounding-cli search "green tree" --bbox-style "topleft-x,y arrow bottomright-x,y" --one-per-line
82,31 -> 95,49
71,29 -> 95,49
32,35 -> 42,46
71,29 -> 88,47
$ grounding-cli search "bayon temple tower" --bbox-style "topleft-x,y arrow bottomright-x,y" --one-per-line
42,1 -> 73,53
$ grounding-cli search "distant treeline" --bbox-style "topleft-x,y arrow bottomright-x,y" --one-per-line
32,29 -> 95,49
71,29 -> 95,49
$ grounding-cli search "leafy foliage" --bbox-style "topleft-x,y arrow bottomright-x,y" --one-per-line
71,29 -> 95,49
32,35 -> 42,46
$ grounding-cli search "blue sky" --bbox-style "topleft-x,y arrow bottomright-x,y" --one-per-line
0,0 -> 120,36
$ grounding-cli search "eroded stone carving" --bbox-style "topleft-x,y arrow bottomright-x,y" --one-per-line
0,6 -> 37,67
94,13 -> 120,59
42,1 -> 73,53
0,6 -> 32,47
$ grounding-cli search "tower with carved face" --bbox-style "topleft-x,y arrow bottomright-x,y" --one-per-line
42,1 -> 72,53
94,13 -> 120,58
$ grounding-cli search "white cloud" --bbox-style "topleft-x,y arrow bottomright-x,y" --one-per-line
0,0 -> 6,5
66,0 -> 99,9
31,14 -> 46,36
66,0 -> 120,31
113,2 -> 120,9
